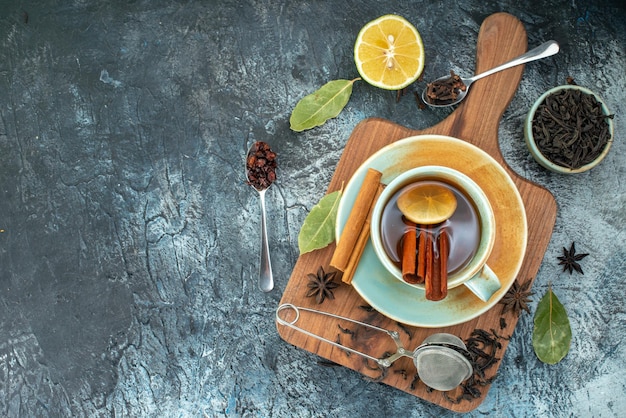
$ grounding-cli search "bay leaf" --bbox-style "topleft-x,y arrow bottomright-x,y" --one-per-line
298,190 -> 342,254
532,287 -> 572,364
290,79 -> 359,132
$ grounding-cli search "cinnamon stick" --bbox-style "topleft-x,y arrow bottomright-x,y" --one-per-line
439,229 -> 449,298
342,183 -> 384,284
423,226 -> 434,287
416,228 -> 427,283
425,228 -> 449,301
331,168 -> 383,272
401,219 -> 419,284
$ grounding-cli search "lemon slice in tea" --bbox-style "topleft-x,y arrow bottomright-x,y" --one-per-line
397,183 -> 458,225
354,14 -> 425,90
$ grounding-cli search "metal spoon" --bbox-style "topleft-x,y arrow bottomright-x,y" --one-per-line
246,142 -> 276,292
422,40 -> 560,107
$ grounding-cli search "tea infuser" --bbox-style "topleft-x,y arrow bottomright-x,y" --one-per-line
276,303 -> 473,391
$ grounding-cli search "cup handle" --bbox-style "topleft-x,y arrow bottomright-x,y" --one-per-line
463,265 -> 501,302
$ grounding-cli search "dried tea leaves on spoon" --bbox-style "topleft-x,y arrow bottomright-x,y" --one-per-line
425,70 -> 467,105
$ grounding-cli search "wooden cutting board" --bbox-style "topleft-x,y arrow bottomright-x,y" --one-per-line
277,12 -> 557,412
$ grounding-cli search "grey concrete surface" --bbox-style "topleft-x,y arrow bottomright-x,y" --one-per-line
0,0 -> 624,416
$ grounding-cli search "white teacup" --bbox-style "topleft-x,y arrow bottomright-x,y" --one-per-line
370,166 -> 500,302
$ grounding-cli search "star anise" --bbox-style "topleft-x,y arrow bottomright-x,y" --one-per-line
306,266 -> 339,304
557,242 -> 589,274
500,280 -> 534,315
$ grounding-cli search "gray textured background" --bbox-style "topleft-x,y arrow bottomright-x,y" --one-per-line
1,0 -> 624,416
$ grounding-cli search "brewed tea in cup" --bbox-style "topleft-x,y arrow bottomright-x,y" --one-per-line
370,166 -> 500,302
380,180 -> 480,276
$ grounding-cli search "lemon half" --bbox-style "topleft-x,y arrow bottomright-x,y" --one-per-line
354,14 -> 425,90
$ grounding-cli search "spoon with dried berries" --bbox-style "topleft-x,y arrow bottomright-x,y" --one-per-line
246,141 -> 277,292
422,40 -> 559,107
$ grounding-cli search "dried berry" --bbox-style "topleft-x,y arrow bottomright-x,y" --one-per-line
246,141 -> 277,190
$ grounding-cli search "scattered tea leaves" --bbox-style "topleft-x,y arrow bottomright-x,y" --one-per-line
444,329 -> 501,404
532,287 -> 572,364
290,79 -> 359,132
298,190 -> 342,254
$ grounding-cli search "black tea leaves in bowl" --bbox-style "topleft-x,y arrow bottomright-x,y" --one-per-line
525,85 -> 614,173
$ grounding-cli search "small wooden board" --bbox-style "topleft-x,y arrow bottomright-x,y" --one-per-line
277,12 -> 557,412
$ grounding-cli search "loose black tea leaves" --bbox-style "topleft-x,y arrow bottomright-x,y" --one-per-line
337,324 -> 357,340
444,329 -> 501,404
317,359 -> 341,367
414,90 -> 427,110
396,87 -> 408,103
531,88 -> 613,169
410,373 -> 421,390
246,141 -> 277,190
395,321 -> 413,339
425,70 -> 467,105
334,334 -> 352,357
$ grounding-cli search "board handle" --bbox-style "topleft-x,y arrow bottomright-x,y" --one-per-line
425,12 -> 528,152
469,12 -> 528,116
